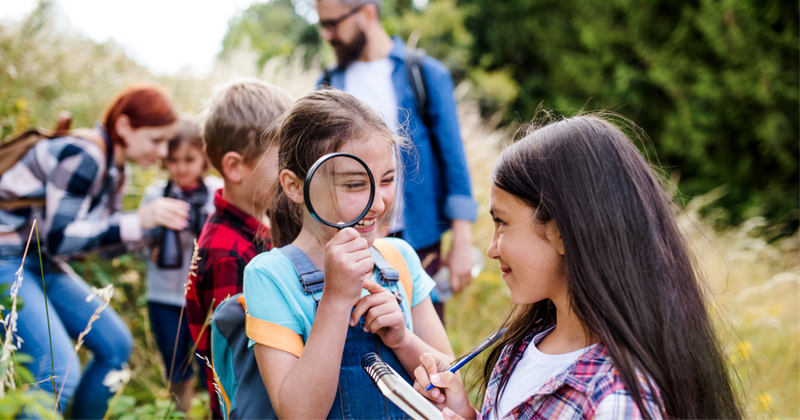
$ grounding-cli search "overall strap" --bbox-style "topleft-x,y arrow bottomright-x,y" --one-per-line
279,245 -> 325,295
279,242 -> 411,299
369,247 -> 399,285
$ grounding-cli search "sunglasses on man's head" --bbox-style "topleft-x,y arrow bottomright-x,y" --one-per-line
317,3 -> 367,32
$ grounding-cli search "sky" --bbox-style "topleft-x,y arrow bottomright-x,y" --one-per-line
0,0 -> 283,75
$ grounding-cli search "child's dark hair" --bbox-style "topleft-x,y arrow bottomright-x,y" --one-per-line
164,117 -> 208,171
483,113 -> 741,419
271,89 -> 400,247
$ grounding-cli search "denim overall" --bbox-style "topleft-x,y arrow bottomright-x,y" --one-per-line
280,245 -> 413,419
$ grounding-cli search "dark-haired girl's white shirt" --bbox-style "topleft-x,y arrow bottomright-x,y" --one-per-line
490,327 -> 597,420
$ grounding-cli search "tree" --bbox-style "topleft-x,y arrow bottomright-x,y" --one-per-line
219,0 -> 322,68
460,0 -> 799,226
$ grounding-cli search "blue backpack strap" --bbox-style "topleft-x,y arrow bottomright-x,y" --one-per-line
369,247 -> 400,284
278,244 -> 325,295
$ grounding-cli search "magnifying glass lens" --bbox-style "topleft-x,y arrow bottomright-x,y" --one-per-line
307,154 -> 374,228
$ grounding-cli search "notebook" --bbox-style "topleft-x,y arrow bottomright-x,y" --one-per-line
361,352 -> 445,420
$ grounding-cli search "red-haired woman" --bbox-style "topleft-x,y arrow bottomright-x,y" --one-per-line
0,84 -> 190,417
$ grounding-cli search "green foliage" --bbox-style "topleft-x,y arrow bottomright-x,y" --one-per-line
0,384 -> 59,420
106,395 -> 185,420
0,311 -> 58,418
0,283 -> 23,311
384,0 -> 473,78
220,0 -> 519,118
459,0 -> 799,227
381,0 -> 522,118
219,0 -> 323,67
0,0 -> 154,138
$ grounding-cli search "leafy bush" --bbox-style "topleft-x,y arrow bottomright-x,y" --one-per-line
458,0 -> 799,228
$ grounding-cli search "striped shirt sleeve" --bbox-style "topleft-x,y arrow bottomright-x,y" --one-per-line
43,142 -> 126,256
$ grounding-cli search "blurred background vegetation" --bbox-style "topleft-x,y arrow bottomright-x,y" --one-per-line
0,0 -> 797,418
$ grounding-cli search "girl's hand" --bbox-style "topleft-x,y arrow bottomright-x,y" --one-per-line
413,353 -> 477,420
139,197 -> 189,230
351,279 -> 407,348
323,228 -> 373,306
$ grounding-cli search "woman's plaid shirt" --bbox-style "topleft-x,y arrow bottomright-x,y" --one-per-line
0,127 -> 139,259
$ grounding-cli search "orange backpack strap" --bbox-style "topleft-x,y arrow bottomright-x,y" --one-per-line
372,238 -> 413,302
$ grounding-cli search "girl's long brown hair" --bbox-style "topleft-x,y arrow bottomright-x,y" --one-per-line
482,114 -> 741,419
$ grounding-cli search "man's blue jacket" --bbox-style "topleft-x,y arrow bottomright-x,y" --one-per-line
318,37 -> 477,250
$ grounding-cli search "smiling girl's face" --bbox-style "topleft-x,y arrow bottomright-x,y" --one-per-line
307,137 -> 396,246
487,184 -> 568,306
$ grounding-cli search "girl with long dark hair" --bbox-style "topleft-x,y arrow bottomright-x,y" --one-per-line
414,114 -> 741,419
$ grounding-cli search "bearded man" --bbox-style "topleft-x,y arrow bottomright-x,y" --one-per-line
315,0 -> 477,322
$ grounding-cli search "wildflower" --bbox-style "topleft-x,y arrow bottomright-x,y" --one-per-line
196,352 -> 224,408
186,239 -> 201,296
76,285 -> 114,351
102,364 -> 131,393
0,258 -> 27,398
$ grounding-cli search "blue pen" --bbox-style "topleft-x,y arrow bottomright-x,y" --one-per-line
425,327 -> 507,391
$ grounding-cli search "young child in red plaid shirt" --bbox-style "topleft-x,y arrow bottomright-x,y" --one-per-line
185,79 -> 294,418
414,114 -> 742,420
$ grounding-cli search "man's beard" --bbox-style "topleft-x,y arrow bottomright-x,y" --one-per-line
331,29 -> 367,69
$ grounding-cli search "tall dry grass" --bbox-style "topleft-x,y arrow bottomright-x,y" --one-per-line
1,4 -> 798,418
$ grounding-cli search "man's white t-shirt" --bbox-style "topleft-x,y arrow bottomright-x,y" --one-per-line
344,57 -> 405,231
491,328 -> 597,420
344,58 -> 399,132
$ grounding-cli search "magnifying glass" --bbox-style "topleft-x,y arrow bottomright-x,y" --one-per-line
304,152 -> 375,229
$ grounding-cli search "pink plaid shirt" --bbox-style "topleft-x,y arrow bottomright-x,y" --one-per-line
480,327 -> 665,420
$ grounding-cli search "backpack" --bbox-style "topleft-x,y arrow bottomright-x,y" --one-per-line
209,238 -> 413,420
0,112 -> 107,210
321,47 -> 431,126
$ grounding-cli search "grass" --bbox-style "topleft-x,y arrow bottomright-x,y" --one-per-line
1,3 -> 798,418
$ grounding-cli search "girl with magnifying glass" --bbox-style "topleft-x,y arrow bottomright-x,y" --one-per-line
243,90 -> 453,419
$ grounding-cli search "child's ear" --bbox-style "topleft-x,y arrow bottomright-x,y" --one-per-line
546,220 -> 565,256
279,169 -> 304,204
221,151 -> 245,183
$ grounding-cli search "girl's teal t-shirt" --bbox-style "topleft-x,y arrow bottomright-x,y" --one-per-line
243,237 -> 435,349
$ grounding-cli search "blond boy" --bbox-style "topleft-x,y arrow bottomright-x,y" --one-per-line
185,79 -> 293,418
